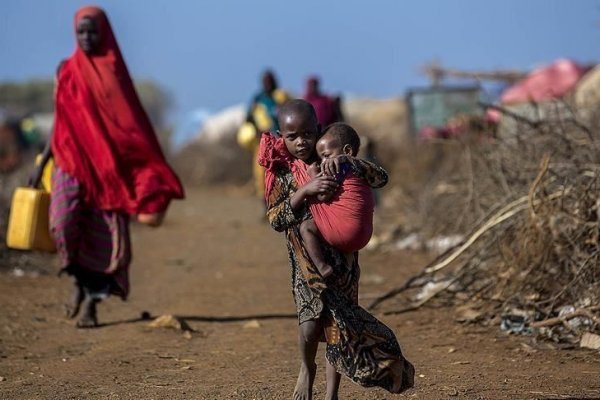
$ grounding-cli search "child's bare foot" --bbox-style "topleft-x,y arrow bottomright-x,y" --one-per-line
316,263 -> 334,280
64,282 -> 84,319
293,362 -> 316,400
76,296 -> 99,328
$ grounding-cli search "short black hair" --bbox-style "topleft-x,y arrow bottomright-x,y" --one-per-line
322,122 -> 361,156
278,99 -> 318,128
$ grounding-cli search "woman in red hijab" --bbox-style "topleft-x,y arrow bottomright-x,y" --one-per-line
41,6 -> 184,327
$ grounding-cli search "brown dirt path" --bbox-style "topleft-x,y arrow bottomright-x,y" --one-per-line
0,187 -> 598,399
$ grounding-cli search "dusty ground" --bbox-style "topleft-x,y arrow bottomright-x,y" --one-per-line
0,187 -> 598,400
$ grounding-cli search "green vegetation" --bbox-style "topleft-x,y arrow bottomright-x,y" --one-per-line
0,79 -> 171,129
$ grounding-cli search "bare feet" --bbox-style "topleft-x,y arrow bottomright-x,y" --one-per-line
293,362 -> 316,400
76,296 -> 99,328
64,282 -> 84,319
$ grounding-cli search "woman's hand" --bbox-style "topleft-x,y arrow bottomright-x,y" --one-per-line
321,155 -> 351,176
137,212 -> 165,227
28,166 -> 44,188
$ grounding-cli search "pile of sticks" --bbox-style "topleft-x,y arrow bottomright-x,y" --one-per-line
375,101 -> 599,342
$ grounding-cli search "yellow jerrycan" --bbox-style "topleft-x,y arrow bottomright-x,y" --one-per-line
236,122 -> 258,152
6,153 -> 56,252
6,186 -> 56,252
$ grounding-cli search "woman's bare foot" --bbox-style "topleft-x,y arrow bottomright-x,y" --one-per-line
64,282 -> 84,319
293,362 -> 316,400
76,296 -> 99,328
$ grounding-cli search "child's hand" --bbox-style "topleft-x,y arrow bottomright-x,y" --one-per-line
301,175 -> 338,197
307,162 -> 321,178
321,155 -> 351,176
316,191 -> 334,203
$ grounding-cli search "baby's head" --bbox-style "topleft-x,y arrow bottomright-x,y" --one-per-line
316,123 -> 360,160
278,99 -> 320,162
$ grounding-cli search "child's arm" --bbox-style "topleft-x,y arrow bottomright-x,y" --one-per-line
352,158 -> 389,188
266,169 -> 337,232
290,174 -> 338,209
322,155 -> 388,188
308,162 -> 336,203
266,171 -> 302,232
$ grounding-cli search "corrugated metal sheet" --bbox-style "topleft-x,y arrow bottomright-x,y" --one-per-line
407,86 -> 482,135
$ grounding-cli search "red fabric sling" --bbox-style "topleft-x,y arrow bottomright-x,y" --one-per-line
260,133 -> 374,253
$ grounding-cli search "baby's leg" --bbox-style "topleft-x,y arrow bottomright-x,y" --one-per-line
294,319 -> 321,400
300,219 -> 333,279
325,359 -> 341,400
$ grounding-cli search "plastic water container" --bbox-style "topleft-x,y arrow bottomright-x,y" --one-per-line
6,187 -> 56,252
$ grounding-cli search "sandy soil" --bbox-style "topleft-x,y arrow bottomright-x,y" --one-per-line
0,187 -> 598,400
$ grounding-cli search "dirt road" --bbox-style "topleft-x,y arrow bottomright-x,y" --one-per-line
1,187 -> 598,399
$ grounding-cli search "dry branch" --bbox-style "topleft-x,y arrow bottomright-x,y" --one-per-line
530,307 -> 600,328
380,100 -> 599,342
425,190 -> 567,275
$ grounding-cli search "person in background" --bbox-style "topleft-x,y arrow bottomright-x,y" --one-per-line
34,6 -> 184,328
0,114 -> 23,173
303,75 -> 344,128
246,69 -> 291,200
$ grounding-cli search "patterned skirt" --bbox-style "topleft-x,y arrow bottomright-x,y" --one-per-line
286,223 -> 415,393
50,166 -> 131,299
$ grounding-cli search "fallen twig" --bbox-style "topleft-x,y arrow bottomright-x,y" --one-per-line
366,271 -> 427,311
530,307 -> 600,328
382,263 -> 473,316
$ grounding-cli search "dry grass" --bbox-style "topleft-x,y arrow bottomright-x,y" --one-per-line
372,100 -> 599,343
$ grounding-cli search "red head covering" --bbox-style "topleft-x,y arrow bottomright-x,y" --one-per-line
52,6 -> 184,214
303,75 -> 337,127
258,132 -> 293,201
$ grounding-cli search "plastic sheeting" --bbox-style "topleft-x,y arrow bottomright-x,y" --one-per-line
500,59 -> 589,104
